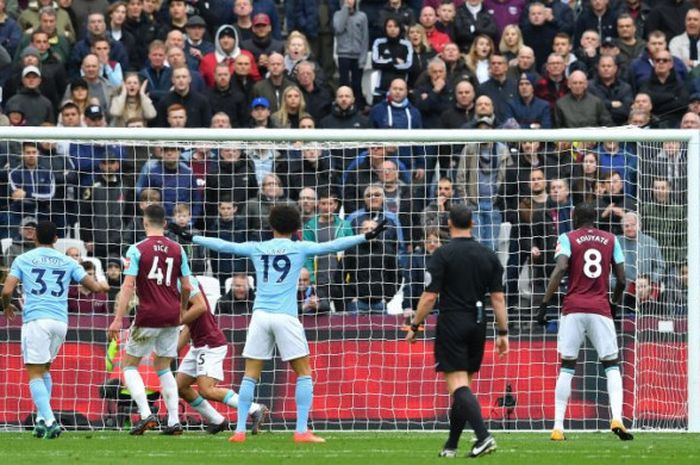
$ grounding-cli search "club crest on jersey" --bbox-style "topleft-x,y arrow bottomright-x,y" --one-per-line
123,257 -> 131,269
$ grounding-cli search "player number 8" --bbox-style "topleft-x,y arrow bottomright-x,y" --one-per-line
583,249 -> 602,279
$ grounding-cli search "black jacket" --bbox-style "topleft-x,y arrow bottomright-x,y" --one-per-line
154,89 -> 212,128
319,103 -> 370,129
453,6 -> 498,52
206,84 -> 248,127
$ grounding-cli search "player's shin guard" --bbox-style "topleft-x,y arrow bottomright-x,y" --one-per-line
157,369 -> 180,426
190,395 -> 225,425
123,366 -> 152,419
455,386 -> 489,442
295,375 -> 313,433
444,387 -> 469,450
29,378 -> 55,426
554,368 -> 575,431
605,365 -> 623,422
236,376 -> 257,433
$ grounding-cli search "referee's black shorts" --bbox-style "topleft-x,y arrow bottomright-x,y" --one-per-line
434,311 -> 487,373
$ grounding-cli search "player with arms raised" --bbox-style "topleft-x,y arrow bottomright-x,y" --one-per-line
2,221 -> 109,439
537,203 -> 633,442
176,275 -> 269,434
193,205 -> 387,443
108,204 -> 193,435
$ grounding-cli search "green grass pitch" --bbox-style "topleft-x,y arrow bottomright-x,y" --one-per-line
0,432 -> 699,464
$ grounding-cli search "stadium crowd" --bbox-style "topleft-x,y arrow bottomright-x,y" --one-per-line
0,0 -> 691,323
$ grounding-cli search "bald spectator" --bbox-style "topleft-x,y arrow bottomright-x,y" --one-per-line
167,45 -> 206,93
638,49 -> 689,127
252,52 -> 293,114
669,9 -> 700,71
630,30 -> 687,89
506,46 -> 539,81
319,86 -> 370,129
5,66 -> 54,126
535,53 -> 569,110
72,53 -> 115,112
420,6 -> 450,53
573,29 -> 601,72
681,111 -> 700,128
231,53 -> 257,101
589,55 -> 634,126
295,60 -> 333,123
554,70 -> 613,127
155,66 -> 212,128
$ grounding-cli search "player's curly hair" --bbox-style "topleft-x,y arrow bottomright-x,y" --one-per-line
269,204 -> 302,234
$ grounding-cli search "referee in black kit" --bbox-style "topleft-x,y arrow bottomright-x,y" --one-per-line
406,204 -> 509,458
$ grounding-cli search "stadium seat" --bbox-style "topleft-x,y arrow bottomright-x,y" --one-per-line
54,238 -> 88,258
196,275 -> 221,311
1,238 -> 12,255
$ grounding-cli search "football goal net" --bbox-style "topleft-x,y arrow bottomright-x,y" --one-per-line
0,126 -> 697,432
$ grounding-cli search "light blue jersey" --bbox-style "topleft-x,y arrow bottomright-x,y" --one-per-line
193,235 -> 367,316
9,247 -> 88,324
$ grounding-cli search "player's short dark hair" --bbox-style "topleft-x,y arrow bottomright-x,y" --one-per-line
144,203 -> 167,225
573,202 -> 597,228
36,221 -> 57,245
449,204 -> 472,229
269,204 -> 301,234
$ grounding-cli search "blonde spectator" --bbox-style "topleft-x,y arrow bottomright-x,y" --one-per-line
499,24 -> 524,63
270,85 -> 307,128
466,34 -> 495,84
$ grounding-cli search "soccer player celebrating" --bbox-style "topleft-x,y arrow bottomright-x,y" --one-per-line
2,221 -> 109,439
107,204 -> 193,435
406,205 -> 508,458
193,205 -> 387,443
537,202 -> 633,441
176,275 -> 269,434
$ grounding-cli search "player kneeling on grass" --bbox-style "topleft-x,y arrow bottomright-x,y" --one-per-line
2,221 -> 109,439
176,275 -> 269,434
537,202 -> 633,442
193,205 -> 387,443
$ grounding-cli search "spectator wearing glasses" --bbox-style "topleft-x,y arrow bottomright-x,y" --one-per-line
638,49 -> 689,127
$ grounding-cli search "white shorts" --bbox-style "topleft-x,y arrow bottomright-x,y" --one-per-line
558,313 -> 619,361
242,310 -> 309,361
178,345 -> 228,381
125,326 -> 179,358
21,319 -> 68,364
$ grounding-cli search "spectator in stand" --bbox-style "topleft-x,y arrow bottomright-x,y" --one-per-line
241,13 -> 283,76
453,0 -> 498,52
521,1 -> 558,72
407,24 -> 437,86
19,1 -> 75,44
639,177 -> 686,270
571,151 -> 600,205
504,72 -> 552,129
376,0 -> 415,42
216,273 -> 254,314
0,1 -> 21,58
484,0 -> 524,35
520,0 -> 573,38
73,53 -> 116,114
294,60 -> 333,123
105,257 -> 122,306
206,196 -> 250,283
631,91 -> 659,126
596,170 -> 636,235
478,53 -> 516,123
598,140 -> 638,196
285,0 -> 338,81
204,63 -> 247,127
2,217 -> 37,267
157,0 -> 189,38
441,41 -> 475,87
296,187 -> 318,225
246,142 -> 280,186
575,0 -> 618,45
9,141 -> 55,226
618,211 -> 665,294
436,1 -> 456,39
297,267 -> 331,314
68,261 -> 109,314
617,0 -> 649,38
419,6 -> 449,54
68,12 -> 128,77
275,145 -> 332,201
440,79 -> 475,131
5,65 -> 54,126
588,55 -> 634,126
230,53 -> 256,103
369,78 -> 425,181
422,177 -> 459,242
164,29 -> 199,71
167,45 -> 206,93
252,52 -> 292,114
468,94 -> 499,127
646,0 -> 692,40
638,49 -> 689,128
554,70 -> 613,127
135,145 -> 202,221
454,121 -> 510,251
665,262 -> 688,314
687,93 -> 700,115
640,140 -> 687,204
270,85 -> 307,128
232,0 -> 255,42
499,24 -> 523,63
615,13 -> 646,67
371,17 -> 413,103
535,52 -> 568,110
319,86 -> 370,129
199,24 -> 260,88
249,96 -> 273,127
121,188 -> 160,252
154,66 -> 212,127
573,29 -> 601,73
165,103 -> 187,128
627,108 -> 652,127
378,159 -> 415,245
549,32 -> 584,79
107,1 -> 139,71
183,15 -> 214,67
506,45 -> 539,81
124,0 -> 159,54
630,30 -> 687,90
283,30 -> 322,79
15,6 -> 72,64
167,203 -> 207,274
109,72 -> 157,127
412,58 -> 452,129
241,172 -> 290,239
346,183 -> 405,254
139,40 -> 171,103
205,147 -> 258,218
403,228 -> 441,316
4,41 -> 66,113
681,110 -> 700,128
465,34 -> 494,84
333,0 -> 368,109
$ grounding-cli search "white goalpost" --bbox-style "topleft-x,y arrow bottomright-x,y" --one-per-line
0,126 -> 696,432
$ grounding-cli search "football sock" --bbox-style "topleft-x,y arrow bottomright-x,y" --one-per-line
236,376 -> 257,433
554,368 -> 575,431
123,366 -> 151,419
295,375 -> 313,433
43,372 -> 52,399
29,378 -> 55,426
157,369 -> 180,426
224,389 -> 261,413
190,395 -> 225,425
456,386 -> 489,442
444,387 -> 469,450
606,366 -> 623,422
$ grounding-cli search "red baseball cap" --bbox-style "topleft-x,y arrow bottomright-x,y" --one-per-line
252,13 -> 271,26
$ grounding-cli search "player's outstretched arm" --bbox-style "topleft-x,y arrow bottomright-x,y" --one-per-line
81,275 -> 110,293
1,275 -> 19,320
192,235 -> 255,257
108,275 -> 136,341
537,255 -> 569,325
304,233 -> 367,256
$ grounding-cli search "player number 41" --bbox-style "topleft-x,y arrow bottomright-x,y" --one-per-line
148,256 -> 174,286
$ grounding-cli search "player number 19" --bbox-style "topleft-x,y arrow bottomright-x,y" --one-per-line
583,249 -> 602,279
148,256 -> 174,286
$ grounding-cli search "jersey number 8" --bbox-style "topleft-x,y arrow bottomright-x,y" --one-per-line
583,249 -> 603,279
